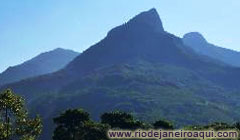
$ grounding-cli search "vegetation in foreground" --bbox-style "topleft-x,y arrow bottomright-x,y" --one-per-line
0,89 -> 42,140
1,89 -> 240,140
52,108 -> 240,140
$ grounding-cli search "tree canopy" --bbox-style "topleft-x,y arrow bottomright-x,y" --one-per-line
0,89 -> 42,140
101,111 -> 146,129
53,109 -> 109,140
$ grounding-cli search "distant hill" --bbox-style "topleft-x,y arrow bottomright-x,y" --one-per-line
183,32 -> 240,67
0,48 -> 79,86
1,9 -> 240,139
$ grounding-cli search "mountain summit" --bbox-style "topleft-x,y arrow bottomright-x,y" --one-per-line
107,8 -> 164,38
127,8 -> 165,32
0,48 -> 79,86
183,32 -> 207,46
183,32 -> 240,67
65,8 -> 191,75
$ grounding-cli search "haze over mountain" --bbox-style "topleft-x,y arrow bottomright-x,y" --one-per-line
0,48 -> 79,86
183,32 -> 240,67
1,8 -> 240,139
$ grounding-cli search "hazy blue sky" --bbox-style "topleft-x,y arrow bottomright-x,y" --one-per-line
0,0 -> 239,72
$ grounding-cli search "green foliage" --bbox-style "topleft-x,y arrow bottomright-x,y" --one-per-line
205,122 -> 235,130
10,62 -> 240,139
233,122 -> 240,131
52,108 -> 240,140
53,109 -> 109,140
101,111 -> 145,129
153,119 -> 174,130
0,89 -> 26,118
82,121 -> 109,140
0,89 -> 42,140
53,109 -> 90,140
53,109 -> 90,128
184,122 -> 235,131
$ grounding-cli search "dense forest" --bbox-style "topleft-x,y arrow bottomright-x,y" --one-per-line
0,89 -> 239,140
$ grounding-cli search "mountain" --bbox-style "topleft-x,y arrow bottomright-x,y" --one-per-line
0,48 -> 79,86
1,9 -> 240,139
183,32 -> 240,67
